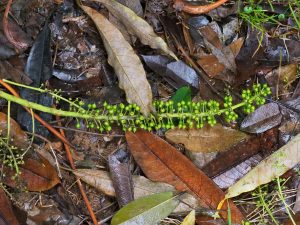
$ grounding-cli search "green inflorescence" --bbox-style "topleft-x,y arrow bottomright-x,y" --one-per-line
0,80 -> 271,133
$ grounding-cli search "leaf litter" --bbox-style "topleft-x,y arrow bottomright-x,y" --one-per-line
0,0 -> 299,224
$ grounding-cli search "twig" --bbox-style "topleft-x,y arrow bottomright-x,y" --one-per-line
2,0 -> 28,49
173,0 -> 229,14
55,112 -> 99,225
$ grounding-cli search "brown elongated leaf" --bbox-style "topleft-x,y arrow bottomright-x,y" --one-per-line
165,124 -> 248,153
226,131 -> 300,199
283,212 -> 300,225
202,128 -> 278,178
0,112 -> 29,149
92,0 -> 177,60
80,5 -> 153,115
240,103 -> 282,134
73,169 -> 200,213
3,152 -> 60,191
126,130 -> 245,223
108,149 -> 134,207
0,188 -> 19,225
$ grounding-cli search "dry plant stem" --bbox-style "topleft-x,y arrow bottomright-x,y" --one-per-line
0,79 -> 75,149
2,0 -> 26,49
173,0 -> 229,14
55,113 -> 99,225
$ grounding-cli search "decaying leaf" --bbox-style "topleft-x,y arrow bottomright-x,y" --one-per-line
92,0 -> 177,60
111,192 -> 179,225
166,124 -> 248,153
108,149 -> 134,207
226,132 -> 300,199
73,169 -> 200,213
126,130 -> 245,223
0,112 -> 29,149
240,103 -> 282,134
3,152 -> 60,191
80,5 -> 153,115
141,55 -> 199,91
202,128 -> 278,178
0,188 -> 19,225
180,210 -> 195,225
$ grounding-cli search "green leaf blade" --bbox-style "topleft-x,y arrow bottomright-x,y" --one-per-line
111,192 -> 179,225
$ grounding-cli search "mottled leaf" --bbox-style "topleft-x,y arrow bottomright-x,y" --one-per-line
2,152 -> 60,191
116,0 -> 143,16
108,149 -> 134,207
240,103 -> 282,134
111,192 -> 179,225
92,0 -> 177,60
180,210 -> 195,225
80,5 -> 153,115
166,124 -> 248,153
0,60 -> 31,85
0,188 -> 19,225
126,130 -> 245,223
226,132 -> 300,199
73,169 -> 200,213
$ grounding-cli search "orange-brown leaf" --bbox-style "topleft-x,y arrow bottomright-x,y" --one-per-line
3,152 -> 60,191
126,130 -> 245,224
0,187 -> 19,225
0,112 -> 28,149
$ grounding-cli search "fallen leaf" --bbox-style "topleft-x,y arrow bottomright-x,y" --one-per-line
265,63 -> 298,98
73,169 -> 200,213
111,192 -> 179,225
0,112 -> 29,149
0,187 -> 19,225
17,22 -> 53,137
126,130 -> 245,223
0,60 -> 31,85
141,55 -> 199,91
116,0 -> 143,16
166,124 -> 248,153
240,103 -> 282,134
93,0 -> 177,60
108,149 -> 134,207
226,132 -> 300,199
213,154 -> 263,189
202,128 -> 278,178
283,212 -> 300,225
180,210 -> 195,225
3,152 -> 60,191
80,5 -> 153,115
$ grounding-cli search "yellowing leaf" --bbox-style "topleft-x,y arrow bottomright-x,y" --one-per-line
92,0 -> 177,60
80,5 -> 153,115
180,210 -> 195,225
166,124 -> 248,152
226,132 -> 300,199
111,192 -> 179,225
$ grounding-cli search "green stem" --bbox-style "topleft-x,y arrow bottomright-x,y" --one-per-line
0,90 -> 248,121
276,177 -> 296,225
258,187 -> 279,225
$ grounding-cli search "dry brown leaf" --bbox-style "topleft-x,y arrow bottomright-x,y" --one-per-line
166,124 -> 248,152
126,130 -> 245,223
3,152 -> 60,191
92,0 -> 177,60
0,188 -> 19,225
0,112 -> 29,149
80,5 -> 153,115
73,169 -> 200,213
226,132 -> 300,199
